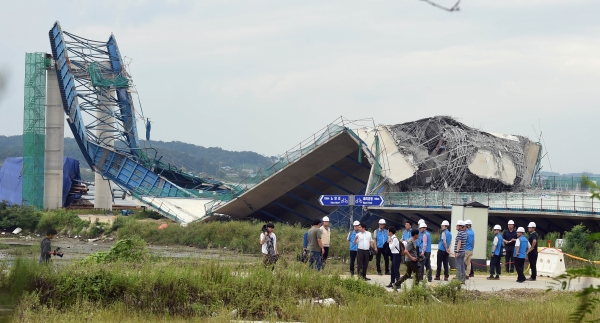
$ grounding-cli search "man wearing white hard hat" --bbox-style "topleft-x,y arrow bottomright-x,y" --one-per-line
373,219 -> 390,275
464,219 -> 475,279
347,221 -> 361,276
453,220 -> 468,283
514,227 -> 530,283
418,222 -> 433,282
487,225 -> 504,280
434,220 -> 452,281
502,220 -> 517,273
527,222 -> 538,281
415,219 -> 425,263
320,216 -> 331,267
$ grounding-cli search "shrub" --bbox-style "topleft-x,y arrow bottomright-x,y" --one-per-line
563,224 -> 594,258
0,202 -> 41,231
36,209 -> 89,235
81,237 -> 150,264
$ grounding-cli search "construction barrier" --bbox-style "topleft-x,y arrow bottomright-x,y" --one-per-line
430,245 -> 438,271
530,248 -> 566,278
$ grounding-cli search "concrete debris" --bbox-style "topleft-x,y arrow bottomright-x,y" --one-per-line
299,298 -> 336,306
360,116 -> 542,192
12,228 -> 22,235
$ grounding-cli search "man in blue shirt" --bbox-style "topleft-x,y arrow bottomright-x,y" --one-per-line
373,219 -> 390,275
488,225 -> 503,280
346,221 -> 360,276
418,222 -> 432,282
434,220 -> 452,281
514,227 -> 530,283
301,230 -> 309,263
464,219 -> 475,279
402,221 -> 412,242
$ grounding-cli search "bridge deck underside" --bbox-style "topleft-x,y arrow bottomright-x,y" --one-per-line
372,208 -> 600,234
213,132 -> 371,224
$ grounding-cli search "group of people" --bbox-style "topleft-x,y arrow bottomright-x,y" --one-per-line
259,216 -> 540,287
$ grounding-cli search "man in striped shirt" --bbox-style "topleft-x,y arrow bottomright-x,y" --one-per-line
452,220 -> 468,283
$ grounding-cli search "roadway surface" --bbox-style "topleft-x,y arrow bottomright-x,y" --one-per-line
344,273 -> 600,292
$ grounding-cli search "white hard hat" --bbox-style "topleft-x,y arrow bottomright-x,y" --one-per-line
322,216 -> 330,222
419,222 -> 427,228
418,219 -> 425,224
508,220 -> 515,225
528,222 -> 536,228
493,225 -> 501,230
378,219 -> 386,224
517,227 -> 525,233
441,220 -> 449,226
465,219 -> 472,225
457,220 -> 465,226
353,221 -> 360,226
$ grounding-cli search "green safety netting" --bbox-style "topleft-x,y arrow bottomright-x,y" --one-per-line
88,62 -> 129,88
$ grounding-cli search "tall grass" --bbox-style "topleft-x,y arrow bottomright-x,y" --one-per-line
116,219 -> 352,258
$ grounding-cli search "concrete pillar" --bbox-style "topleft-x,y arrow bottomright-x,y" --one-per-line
43,65 -> 64,209
94,85 -> 114,210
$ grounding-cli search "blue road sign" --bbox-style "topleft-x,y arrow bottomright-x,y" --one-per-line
354,195 -> 384,206
319,195 -> 351,206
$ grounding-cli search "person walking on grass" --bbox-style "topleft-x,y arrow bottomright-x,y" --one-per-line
464,219 -> 475,279
434,220 -> 452,281
307,219 -> 324,271
386,227 -> 402,288
395,229 -> 420,291
514,227 -> 530,283
320,216 -> 331,267
527,222 -> 538,281
373,219 -> 390,275
354,222 -> 373,281
452,220 -> 467,284
39,228 -> 58,264
347,220 -> 360,276
503,220 -> 517,273
260,223 -> 279,267
418,222 -> 432,282
488,225 -> 503,280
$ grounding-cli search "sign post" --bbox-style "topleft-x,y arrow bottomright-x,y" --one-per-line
318,195 -> 384,229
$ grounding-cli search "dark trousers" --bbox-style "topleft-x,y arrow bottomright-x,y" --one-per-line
419,252 -> 432,281
309,251 -> 322,271
515,257 -> 526,282
528,252 -> 538,279
398,260 -> 421,285
375,249 -> 389,273
436,250 -> 449,278
322,247 -> 329,266
349,250 -> 357,274
490,255 -> 501,277
390,253 -> 401,284
357,249 -> 370,278
505,246 -> 515,272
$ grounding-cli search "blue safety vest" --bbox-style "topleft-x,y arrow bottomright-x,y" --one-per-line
422,231 -> 431,253
402,229 -> 412,241
438,229 -> 452,252
348,230 -> 358,251
493,233 -> 503,256
465,228 -> 475,251
375,229 -> 388,248
416,231 -> 423,249
514,235 -> 528,259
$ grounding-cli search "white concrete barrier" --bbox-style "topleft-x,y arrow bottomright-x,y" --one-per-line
530,248 -> 566,278
430,245 -> 438,271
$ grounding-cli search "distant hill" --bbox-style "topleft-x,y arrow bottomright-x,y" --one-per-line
0,135 -> 270,182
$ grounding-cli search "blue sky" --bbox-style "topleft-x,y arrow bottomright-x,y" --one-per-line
0,0 -> 599,173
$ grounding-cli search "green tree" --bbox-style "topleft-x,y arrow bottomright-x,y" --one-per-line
557,177 -> 600,322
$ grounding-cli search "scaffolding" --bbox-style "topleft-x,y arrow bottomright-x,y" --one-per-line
23,52 -> 49,208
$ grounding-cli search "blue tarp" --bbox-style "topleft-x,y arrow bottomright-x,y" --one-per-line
0,157 -> 23,205
0,157 -> 82,207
